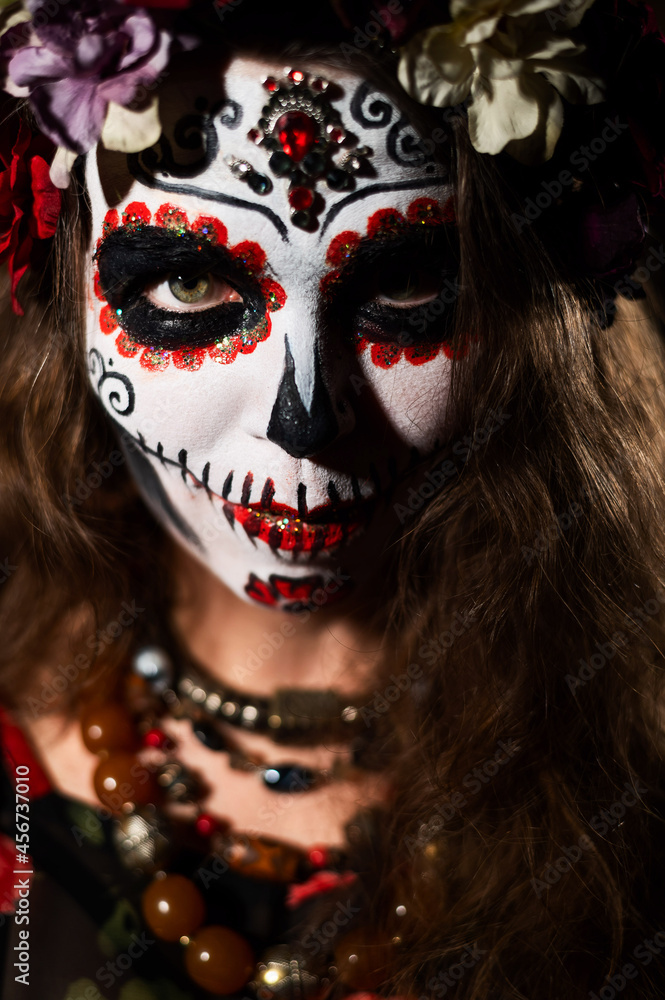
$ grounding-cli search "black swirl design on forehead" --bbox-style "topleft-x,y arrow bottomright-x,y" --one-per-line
349,81 -> 445,171
350,83 -> 393,128
128,95 -> 241,183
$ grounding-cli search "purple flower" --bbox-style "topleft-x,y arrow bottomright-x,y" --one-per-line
6,1 -> 173,154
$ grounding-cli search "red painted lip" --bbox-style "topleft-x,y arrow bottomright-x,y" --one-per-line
221,495 -> 375,555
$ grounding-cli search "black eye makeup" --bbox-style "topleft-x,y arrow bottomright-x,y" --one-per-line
95,228 -> 265,350
333,227 -> 460,348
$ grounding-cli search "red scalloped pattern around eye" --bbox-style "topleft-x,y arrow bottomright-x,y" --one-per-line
95,203 -> 286,374
321,195 -> 463,370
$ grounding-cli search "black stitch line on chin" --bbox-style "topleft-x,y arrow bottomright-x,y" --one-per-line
319,176 -> 449,238
125,159 -> 291,243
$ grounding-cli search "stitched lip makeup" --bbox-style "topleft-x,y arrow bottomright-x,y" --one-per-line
220,494 -> 375,557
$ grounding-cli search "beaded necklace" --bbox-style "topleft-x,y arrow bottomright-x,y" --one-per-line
79,643 -> 399,997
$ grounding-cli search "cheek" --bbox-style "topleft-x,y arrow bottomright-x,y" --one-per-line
361,354 -> 453,448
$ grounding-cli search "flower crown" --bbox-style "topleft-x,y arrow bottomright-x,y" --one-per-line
0,0 -> 663,318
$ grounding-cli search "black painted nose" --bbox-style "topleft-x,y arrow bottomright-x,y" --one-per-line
266,335 -> 340,459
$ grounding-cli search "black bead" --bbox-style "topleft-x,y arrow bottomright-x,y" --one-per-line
262,765 -> 317,792
302,151 -> 326,177
247,172 -> 272,195
327,169 -> 351,191
192,720 -> 226,752
290,210 -> 311,229
269,151 -> 293,176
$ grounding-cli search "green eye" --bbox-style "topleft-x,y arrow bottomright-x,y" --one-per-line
168,273 -> 211,303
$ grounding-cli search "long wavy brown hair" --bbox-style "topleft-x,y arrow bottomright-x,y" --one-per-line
2,26 -> 665,1000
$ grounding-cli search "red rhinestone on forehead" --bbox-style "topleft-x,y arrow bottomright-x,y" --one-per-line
276,111 -> 316,162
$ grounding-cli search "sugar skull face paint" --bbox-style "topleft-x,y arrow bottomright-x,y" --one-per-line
85,53 -> 459,609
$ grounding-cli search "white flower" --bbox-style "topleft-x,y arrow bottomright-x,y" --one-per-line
397,0 -> 605,163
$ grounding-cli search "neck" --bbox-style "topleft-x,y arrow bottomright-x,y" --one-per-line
169,547 -> 388,698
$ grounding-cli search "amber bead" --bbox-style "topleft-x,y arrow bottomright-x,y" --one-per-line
142,874 -> 205,942
222,833 -> 300,882
81,702 -> 137,755
93,753 -> 160,812
185,925 -> 254,994
335,928 -> 393,991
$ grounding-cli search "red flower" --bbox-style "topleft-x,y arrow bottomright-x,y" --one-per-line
0,109 -> 61,315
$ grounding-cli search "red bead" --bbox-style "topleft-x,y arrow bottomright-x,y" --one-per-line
311,77 -> 327,92
195,813 -> 218,838
276,112 -> 316,162
247,128 -> 261,144
328,126 -> 344,144
142,874 -> 205,942
263,76 -> 279,92
288,187 -> 313,211
307,845 -> 331,868
185,925 -> 254,994
288,69 -> 305,84
142,728 -> 171,750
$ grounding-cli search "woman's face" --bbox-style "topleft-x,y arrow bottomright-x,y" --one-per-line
84,53 -> 458,613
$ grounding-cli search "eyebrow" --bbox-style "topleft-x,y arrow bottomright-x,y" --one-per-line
126,154 -> 291,242
319,176 -> 450,238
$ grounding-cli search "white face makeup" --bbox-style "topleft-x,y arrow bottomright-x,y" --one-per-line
84,53 -> 458,613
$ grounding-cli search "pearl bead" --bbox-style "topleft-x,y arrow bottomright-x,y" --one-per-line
81,703 -> 136,755
142,874 -> 205,942
185,925 -> 254,994
132,646 -> 173,692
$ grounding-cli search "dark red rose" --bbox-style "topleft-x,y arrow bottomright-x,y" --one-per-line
0,110 -> 61,316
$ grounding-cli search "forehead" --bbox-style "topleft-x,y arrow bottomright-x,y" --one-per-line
88,52 -> 450,263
